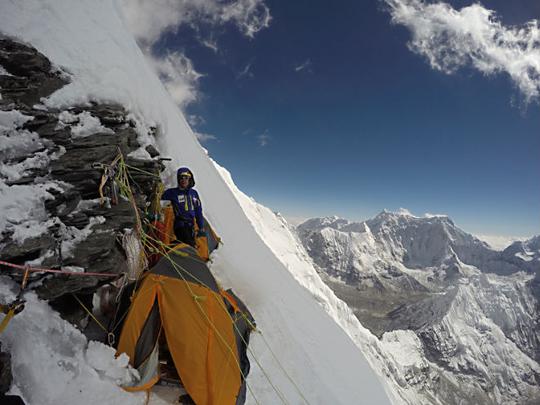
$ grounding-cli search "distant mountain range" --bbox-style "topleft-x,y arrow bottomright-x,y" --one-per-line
296,210 -> 540,405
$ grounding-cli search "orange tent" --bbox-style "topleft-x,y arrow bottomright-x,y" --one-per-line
116,244 -> 254,405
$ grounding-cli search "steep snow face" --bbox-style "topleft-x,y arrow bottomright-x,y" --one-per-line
416,275 -> 540,405
379,274 -> 540,405
0,1 -> 394,404
296,212 -> 540,404
365,211 -> 492,269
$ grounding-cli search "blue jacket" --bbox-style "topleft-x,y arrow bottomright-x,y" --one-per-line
162,187 -> 204,230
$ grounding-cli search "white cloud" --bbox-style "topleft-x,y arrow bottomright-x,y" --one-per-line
384,0 -> 540,102
474,233 -> 528,250
294,59 -> 312,73
200,37 -> 219,53
187,114 -> 206,127
195,131 -> 218,143
149,51 -> 203,108
119,0 -> 270,47
257,131 -> 271,146
118,0 -> 270,108
221,0 -> 271,38
237,61 -> 254,79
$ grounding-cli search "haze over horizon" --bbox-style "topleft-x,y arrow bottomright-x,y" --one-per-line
121,0 -> 540,239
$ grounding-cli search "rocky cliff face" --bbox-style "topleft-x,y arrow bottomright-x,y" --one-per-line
296,211 -> 540,405
0,39 -> 163,320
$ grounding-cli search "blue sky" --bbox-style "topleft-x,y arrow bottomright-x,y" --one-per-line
154,0 -> 540,236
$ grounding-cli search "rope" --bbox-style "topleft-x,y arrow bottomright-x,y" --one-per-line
145,230 -> 314,404
144,389 -> 151,405
123,163 -> 162,179
150,243 -> 267,405
0,260 -> 120,278
140,232 -> 295,404
0,308 -> 16,334
105,152 -> 311,404
72,293 -> 109,334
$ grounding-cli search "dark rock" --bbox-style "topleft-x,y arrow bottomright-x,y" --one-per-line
0,235 -> 55,266
0,39 -> 52,76
0,39 -> 68,107
85,103 -> 128,128
44,190 -> 81,217
0,348 -> 12,394
48,293 -> 94,329
124,157 -> 164,196
61,212 -> 90,230
145,144 -> 160,158
0,69 -> 67,107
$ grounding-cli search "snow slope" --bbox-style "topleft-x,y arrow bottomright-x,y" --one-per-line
0,1 -> 394,404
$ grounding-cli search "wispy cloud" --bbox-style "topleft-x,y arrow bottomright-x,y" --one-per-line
257,130 -> 271,146
237,61 -> 255,79
187,114 -> 206,127
195,131 -> 218,143
294,58 -> 312,73
150,51 -> 204,108
384,0 -> 540,102
118,0 -> 271,108
200,37 -> 219,53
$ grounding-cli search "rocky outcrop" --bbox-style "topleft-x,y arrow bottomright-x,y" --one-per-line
0,39 -> 163,315
0,38 -> 67,108
0,346 -> 12,394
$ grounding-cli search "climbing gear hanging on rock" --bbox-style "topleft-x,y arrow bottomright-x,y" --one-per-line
94,153 -> 121,206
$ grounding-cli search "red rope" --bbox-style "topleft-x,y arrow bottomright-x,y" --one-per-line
0,260 -> 120,278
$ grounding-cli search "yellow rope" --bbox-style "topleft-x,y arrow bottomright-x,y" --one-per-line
123,163 -> 162,179
72,293 -> 109,333
141,226 -> 296,405
141,234 -> 311,405
0,308 -> 16,334
104,155 -> 265,402
151,242 -> 268,405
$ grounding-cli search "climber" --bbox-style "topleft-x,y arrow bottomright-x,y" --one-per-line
161,167 -> 205,247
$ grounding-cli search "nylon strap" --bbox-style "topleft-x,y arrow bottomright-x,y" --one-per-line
0,308 -> 16,334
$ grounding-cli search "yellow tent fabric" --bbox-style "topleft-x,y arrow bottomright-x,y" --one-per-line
117,249 -> 242,405
161,204 -> 220,261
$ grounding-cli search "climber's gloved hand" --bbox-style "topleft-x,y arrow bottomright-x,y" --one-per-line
196,229 -> 207,238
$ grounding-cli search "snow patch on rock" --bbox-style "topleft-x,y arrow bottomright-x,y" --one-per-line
58,110 -> 114,138
0,277 -> 145,405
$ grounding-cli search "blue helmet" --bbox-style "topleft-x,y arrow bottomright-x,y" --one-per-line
177,167 -> 195,188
